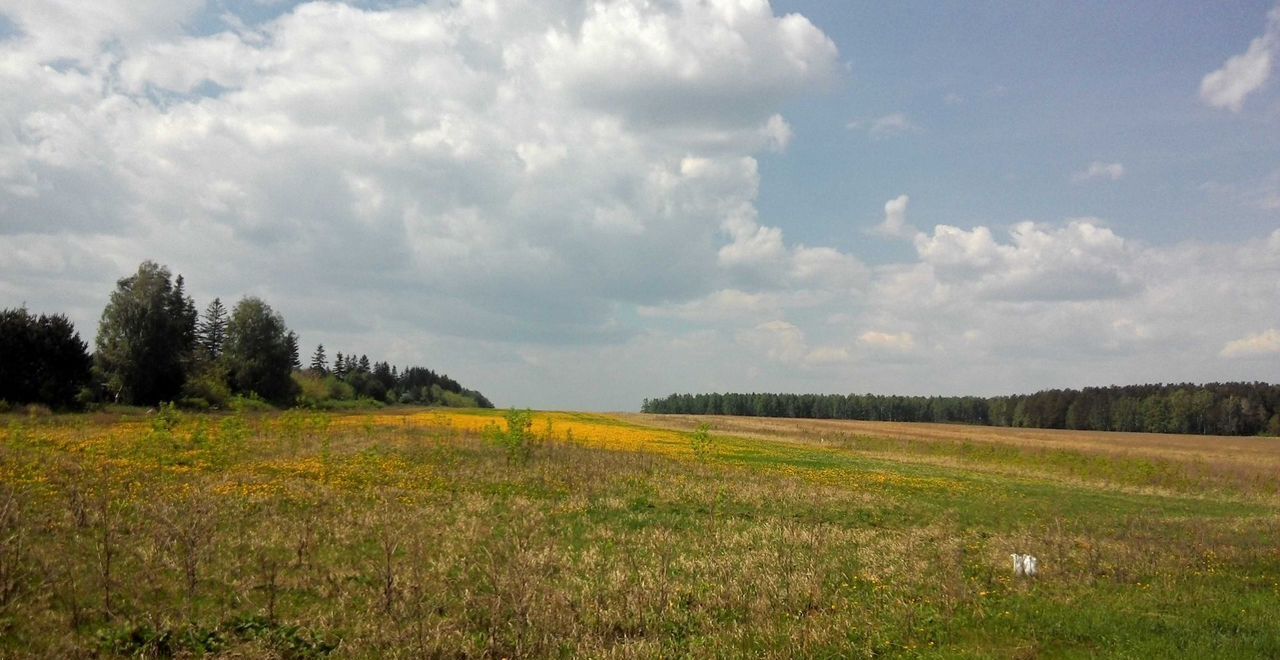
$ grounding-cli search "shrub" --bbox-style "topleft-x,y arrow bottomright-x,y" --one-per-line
292,371 -> 332,408
228,394 -> 275,413
326,377 -> 355,402
485,408 -> 536,464
691,423 -> 713,461
177,397 -> 211,411
439,390 -> 480,408
182,369 -> 232,409
312,398 -> 384,411
24,403 -> 53,419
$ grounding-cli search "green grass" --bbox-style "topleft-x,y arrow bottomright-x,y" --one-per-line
0,409 -> 1277,657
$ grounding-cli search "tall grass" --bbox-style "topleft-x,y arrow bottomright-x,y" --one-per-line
0,409 -> 1276,657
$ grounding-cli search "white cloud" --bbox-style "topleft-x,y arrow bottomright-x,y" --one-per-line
0,0 -> 841,327
1073,161 -> 1125,182
0,0 -> 857,407
736,319 -> 853,367
1221,329 -> 1280,357
910,219 -> 1136,302
3,1 -> 1280,409
0,0 -> 204,62
802,345 -> 852,366
1200,6 -> 1280,111
738,320 -> 808,364
638,288 -> 780,323
847,112 -> 919,139
539,0 -> 839,127
858,330 -> 914,352
871,194 -> 915,238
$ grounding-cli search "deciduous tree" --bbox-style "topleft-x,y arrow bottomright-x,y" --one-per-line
95,262 -> 198,404
223,297 -> 297,405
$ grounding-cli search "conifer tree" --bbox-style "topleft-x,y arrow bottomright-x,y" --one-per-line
286,331 -> 301,370
0,307 -> 92,407
197,298 -> 228,360
310,344 -> 328,375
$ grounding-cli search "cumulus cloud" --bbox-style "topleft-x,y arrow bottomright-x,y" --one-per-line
0,0 -> 841,336
858,330 -> 914,352
540,0 -> 839,127
1221,329 -> 1280,357
738,320 -> 808,363
1073,161 -> 1125,182
736,320 -> 852,367
910,219 -> 1137,302
637,288 -> 781,323
847,112 -> 919,139
871,194 -> 915,238
3,0 -> 1280,409
1200,6 -> 1280,111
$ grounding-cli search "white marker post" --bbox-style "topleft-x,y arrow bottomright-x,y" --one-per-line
1011,553 -> 1039,577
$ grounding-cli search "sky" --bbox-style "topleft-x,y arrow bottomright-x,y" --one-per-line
1,0 -> 1278,411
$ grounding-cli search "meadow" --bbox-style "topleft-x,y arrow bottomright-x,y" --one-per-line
0,407 -> 1277,658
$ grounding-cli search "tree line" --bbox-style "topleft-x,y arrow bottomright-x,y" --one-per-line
642,383 -> 1280,436
1,261 -> 492,411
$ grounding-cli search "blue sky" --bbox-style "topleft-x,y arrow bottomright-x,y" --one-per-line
1,1 -> 1278,409
762,1 -> 1280,250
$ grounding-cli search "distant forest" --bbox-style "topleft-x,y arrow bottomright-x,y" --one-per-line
1,260 -> 492,411
642,383 -> 1280,436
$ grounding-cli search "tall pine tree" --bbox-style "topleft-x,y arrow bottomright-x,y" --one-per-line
197,298 -> 228,360
285,331 -> 301,370
310,344 -> 328,375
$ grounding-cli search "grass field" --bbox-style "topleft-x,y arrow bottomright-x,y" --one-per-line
1,407 -> 1277,657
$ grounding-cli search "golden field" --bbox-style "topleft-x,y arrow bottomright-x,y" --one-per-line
0,407 -> 1277,657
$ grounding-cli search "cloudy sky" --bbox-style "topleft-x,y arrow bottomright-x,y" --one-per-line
2,1 -> 1278,410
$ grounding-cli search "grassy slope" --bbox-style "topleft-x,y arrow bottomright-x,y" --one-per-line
0,408 -> 1277,658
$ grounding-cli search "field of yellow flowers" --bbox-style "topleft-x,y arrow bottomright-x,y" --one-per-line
1,406 -> 1278,657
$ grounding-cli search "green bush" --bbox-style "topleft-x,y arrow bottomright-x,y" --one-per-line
177,397 -> 211,411
439,390 -> 480,408
292,371 -> 332,408
485,408 -> 536,464
24,403 -> 53,419
691,423 -> 713,461
182,366 -> 231,408
326,377 -> 355,402
312,398 -> 384,411
228,394 -> 275,413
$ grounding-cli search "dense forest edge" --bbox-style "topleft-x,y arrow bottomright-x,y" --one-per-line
642,384 -> 1280,437
1,260 -> 493,413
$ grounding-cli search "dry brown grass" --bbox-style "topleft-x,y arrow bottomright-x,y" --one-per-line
624,413 -> 1280,500
0,409 -> 1277,657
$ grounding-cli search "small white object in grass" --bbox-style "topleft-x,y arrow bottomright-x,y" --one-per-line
1011,553 -> 1039,577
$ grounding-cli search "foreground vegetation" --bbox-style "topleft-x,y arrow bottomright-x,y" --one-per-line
1,408 -> 1278,657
